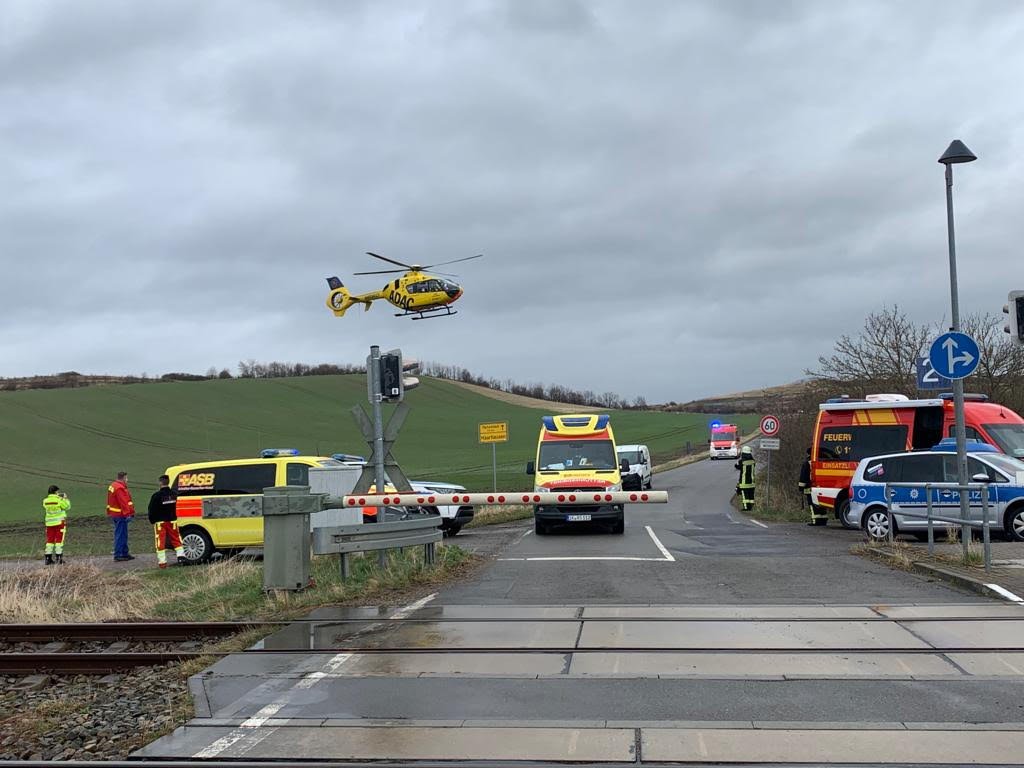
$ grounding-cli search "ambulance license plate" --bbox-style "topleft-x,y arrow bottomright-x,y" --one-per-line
566,514 -> 591,522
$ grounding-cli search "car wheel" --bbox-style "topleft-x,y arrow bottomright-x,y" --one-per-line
447,524 -> 462,537
179,526 -> 214,564
611,515 -> 625,535
862,507 -> 894,541
534,518 -> 548,536
1005,505 -> 1024,542
837,498 -> 858,530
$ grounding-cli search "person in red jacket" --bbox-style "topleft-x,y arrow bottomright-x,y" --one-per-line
107,471 -> 136,561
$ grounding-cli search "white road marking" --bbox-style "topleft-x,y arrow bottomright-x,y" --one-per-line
986,583 -> 1024,603
645,525 -> 675,562
750,519 -> 769,529
193,593 -> 437,758
500,556 -> 673,562
390,592 -> 438,620
501,527 -> 675,563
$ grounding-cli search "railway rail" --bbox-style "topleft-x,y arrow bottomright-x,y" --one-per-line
0,621 -> 264,674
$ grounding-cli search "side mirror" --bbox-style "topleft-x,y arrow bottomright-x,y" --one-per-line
971,472 -> 990,484
526,461 -> 535,476
620,458 -> 631,473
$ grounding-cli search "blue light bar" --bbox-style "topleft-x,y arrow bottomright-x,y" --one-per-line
331,453 -> 367,464
930,438 -> 998,453
260,448 -> 301,458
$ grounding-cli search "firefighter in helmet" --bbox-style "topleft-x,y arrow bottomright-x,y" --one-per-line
735,446 -> 756,512
800,447 -> 828,526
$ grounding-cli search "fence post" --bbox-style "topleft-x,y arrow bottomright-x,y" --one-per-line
885,484 -> 894,544
926,484 -> 934,556
960,483 -> 969,561
339,552 -> 351,581
982,488 -> 991,572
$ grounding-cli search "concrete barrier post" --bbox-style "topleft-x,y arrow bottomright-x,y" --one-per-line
263,486 -> 318,592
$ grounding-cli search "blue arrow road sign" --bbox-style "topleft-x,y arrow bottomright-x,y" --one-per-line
928,332 -> 980,380
916,357 -> 952,390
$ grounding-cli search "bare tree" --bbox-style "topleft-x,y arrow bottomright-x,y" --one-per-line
809,306 -> 931,397
953,313 -> 1024,413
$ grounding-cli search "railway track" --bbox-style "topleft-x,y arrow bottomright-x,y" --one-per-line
0,621 -> 265,674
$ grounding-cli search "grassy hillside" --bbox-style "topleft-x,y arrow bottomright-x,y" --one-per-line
0,376 -> 757,524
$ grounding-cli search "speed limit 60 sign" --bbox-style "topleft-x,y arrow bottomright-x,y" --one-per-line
760,415 -> 780,437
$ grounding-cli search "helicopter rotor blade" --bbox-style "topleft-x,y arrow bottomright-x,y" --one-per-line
366,251 -> 415,270
422,253 -> 483,269
353,269 -> 407,275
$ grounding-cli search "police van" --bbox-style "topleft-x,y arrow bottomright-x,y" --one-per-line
166,449 -> 354,564
848,442 -> 1024,541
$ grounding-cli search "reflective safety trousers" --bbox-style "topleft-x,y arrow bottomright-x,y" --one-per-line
43,493 -> 70,526
737,459 -> 755,489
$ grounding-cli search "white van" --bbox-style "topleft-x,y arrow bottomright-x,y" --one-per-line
616,444 -> 652,490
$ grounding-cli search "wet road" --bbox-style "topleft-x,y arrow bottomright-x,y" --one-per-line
139,459 -> 1024,766
442,458 -> 980,604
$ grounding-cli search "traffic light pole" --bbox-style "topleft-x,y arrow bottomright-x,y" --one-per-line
369,346 -> 387,525
944,163 -> 971,560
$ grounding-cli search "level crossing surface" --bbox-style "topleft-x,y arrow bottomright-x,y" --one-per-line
138,460 -> 1024,766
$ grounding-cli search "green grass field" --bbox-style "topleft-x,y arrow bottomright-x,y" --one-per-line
0,375 -> 757,526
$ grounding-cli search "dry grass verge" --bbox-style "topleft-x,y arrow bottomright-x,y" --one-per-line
0,545 -> 475,623
466,504 -> 532,528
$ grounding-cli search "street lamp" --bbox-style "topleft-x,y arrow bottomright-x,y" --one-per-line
938,139 -> 976,557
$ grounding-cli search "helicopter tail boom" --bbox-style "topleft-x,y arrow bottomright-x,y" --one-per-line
325,277 -> 375,317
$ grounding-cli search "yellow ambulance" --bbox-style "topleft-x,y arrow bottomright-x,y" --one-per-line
526,414 -> 630,535
166,449 -> 344,563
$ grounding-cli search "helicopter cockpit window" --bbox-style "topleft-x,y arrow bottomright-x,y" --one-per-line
440,280 -> 459,292
408,280 -> 432,293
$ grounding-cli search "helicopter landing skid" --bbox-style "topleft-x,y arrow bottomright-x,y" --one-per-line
395,306 -> 458,320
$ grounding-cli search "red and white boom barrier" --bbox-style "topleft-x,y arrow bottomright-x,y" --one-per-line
340,490 -> 669,508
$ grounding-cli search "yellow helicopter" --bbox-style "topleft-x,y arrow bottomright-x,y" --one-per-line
326,252 -> 482,320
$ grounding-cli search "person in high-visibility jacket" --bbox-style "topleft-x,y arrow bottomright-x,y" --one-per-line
107,471 -> 136,561
361,483 -> 397,523
735,446 -> 756,512
800,447 -> 827,526
148,474 -> 184,568
43,485 -> 71,565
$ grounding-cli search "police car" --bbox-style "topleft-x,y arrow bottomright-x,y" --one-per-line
849,440 -> 1024,541
331,455 -> 474,536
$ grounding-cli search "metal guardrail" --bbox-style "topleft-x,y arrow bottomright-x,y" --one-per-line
883,481 -> 993,570
312,513 -> 441,578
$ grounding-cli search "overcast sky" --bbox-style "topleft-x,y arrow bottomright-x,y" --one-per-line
2,0 -> 1023,402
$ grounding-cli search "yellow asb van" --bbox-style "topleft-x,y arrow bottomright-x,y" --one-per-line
526,414 -> 630,535
167,449 -> 345,563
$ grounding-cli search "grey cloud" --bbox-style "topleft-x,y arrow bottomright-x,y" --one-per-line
3,0 -> 1024,401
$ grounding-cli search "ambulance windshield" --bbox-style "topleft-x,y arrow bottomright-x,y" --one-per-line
539,440 -> 617,471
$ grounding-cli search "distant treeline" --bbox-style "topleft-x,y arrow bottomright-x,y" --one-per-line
418,362 -> 647,410
0,360 -> 646,409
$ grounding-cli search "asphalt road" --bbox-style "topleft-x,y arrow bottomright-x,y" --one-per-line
139,458 -> 1024,766
441,458 -> 979,604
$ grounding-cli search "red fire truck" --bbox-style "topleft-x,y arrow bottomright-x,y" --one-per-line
811,393 -> 1024,528
709,423 -> 740,460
